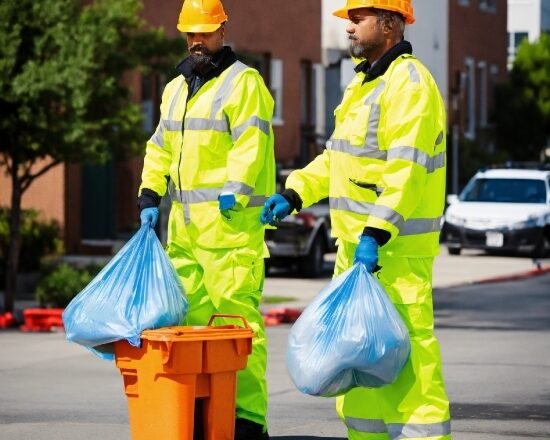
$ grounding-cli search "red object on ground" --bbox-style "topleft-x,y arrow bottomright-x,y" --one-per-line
20,308 -> 65,332
263,308 -> 302,326
0,312 -> 15,329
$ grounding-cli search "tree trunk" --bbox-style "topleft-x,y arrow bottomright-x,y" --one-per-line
4,164 -> 22,314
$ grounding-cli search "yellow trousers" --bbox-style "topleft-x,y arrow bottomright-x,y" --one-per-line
166,204 -> 268,428
334,240 -> 451,440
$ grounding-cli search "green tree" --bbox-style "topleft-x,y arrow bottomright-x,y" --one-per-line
0,0 -> 186,312
495,34 -> 550,160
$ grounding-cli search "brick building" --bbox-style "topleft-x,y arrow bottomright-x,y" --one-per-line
0,0 -> 322,254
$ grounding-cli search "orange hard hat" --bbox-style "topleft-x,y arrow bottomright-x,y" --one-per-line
333,0 -> 415,24
177,0 -> 228,33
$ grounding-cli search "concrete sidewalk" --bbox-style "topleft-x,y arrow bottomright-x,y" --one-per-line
261,247 -> 550,312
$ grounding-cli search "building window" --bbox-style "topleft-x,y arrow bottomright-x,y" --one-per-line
141,74 -> 162,133
477,61 -> 487,128
488,64 -> 499,124
270,58 -> 284,125
464,58 -> 476,140
479,0 -> 496,12
507,31 -> 528,67
458,0 -> 469,6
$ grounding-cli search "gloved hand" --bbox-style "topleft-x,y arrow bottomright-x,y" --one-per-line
354,235 -> 379,272
140,207 -> 159,228
260,194 -> 290,225
218,191 -> 236,219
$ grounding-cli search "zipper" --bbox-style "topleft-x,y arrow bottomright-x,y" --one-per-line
176,87 -> 191,195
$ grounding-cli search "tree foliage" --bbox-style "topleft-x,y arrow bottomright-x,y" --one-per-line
0,0 -> 186,312
495,34 -> 550,161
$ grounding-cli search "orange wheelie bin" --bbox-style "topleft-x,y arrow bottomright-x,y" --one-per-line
114,314 -> 254,440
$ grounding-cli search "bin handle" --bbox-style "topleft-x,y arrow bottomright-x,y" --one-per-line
161,341 -> 173,365
207,314 -> 250,329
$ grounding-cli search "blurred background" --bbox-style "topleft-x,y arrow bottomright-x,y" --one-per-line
1,0 -> 550,312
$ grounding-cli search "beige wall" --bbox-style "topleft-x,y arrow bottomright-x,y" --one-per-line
0,161 -> 65,228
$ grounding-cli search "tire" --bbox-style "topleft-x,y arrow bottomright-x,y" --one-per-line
532,231 -> 550,258
448,246 -> 461,255
298,234 -> 325,277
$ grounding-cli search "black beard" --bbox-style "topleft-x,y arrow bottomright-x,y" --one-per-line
190,46 -> 214,70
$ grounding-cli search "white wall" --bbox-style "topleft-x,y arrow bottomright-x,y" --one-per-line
508,0 -> 541,41
322,0 -> 350,65
405,0 -> 449,104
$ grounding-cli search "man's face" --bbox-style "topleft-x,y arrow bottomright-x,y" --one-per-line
346,8 -> 385,60
186,27 -> 224,68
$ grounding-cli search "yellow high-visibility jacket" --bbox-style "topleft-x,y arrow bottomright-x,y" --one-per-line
286,54 -> 446,257
140,60 -> 275,250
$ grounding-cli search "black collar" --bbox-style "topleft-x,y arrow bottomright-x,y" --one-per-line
355,40 -> 413,83
176,45 -> 237,83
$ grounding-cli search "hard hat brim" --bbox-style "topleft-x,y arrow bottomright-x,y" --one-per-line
332,5 -> 415,24
177,23 -> 222,33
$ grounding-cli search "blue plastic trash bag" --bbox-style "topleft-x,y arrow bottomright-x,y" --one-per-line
62,224 -> 188,360
286,263 -> 410,397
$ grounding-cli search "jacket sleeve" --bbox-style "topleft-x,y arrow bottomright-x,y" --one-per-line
365,66 -> 441,242
138,81 -> 177,199
223,70 -> 274,207
285,149 -> 330,208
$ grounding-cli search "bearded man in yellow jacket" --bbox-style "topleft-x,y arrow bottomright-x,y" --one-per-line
261,1 -> 451,439
138,1 -> 274,438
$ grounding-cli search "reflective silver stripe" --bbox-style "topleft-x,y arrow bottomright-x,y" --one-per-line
172,187 -> 265,205
330,197 -> 443,235
364,79 -> 386,105
389,420 -> 451,440
168,79 -> 185,121
184,117 -> 229,132
435,130 -> 444,146
165,120 -> 182,131
345,417 -> 386,433
248,195 -> 268,207
232,116 -> 271,140
365,103 -> 381,150
345,418 -> 451,439
150,121 -> 165,147
371,203 -> 404,228
210,61 -> 248,118
329,138 -> 387,160
223,181 -> 254,195
408,62 -> 420,83
400,217 -> 443,235
388,146 -> 446,173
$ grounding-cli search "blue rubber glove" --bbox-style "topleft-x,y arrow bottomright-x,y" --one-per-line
354,235 -> 379,272
140,207 -> 159,228
260,194 -> 290,225
218,191 -> 236,219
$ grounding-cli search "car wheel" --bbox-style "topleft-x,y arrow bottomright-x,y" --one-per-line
298,234 -> 325,277
448,246 -> 461,255
532,231 -> 550,258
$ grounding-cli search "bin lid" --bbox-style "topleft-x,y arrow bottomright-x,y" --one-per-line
141,324 -> 253,342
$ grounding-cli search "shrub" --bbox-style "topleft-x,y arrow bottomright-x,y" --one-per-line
0,207 -> 63,283
35,262 -> 102,308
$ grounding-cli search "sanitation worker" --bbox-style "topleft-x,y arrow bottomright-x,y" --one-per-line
138,1 -> 274,438
260,1 -> 451,438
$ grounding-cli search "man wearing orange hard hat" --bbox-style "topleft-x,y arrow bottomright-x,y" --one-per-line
138,1 -> 274,439
261,0 -> 452,438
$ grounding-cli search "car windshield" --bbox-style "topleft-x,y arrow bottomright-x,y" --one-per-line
460,178 -> 547,204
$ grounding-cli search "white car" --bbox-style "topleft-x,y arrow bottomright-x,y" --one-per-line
444,167 -> 550,257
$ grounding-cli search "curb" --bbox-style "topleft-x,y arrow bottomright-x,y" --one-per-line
262,308 -> 302,327
473,265 -> 550,285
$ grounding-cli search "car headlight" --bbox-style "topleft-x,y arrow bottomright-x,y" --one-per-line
445,213 -> 466,226
510,215 -> 544,230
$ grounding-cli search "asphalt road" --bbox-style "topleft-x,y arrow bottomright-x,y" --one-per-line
0,252 -> 549,439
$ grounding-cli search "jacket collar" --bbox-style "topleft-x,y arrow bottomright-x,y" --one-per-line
355,40 -> 413,83
176,45 -> 237,83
